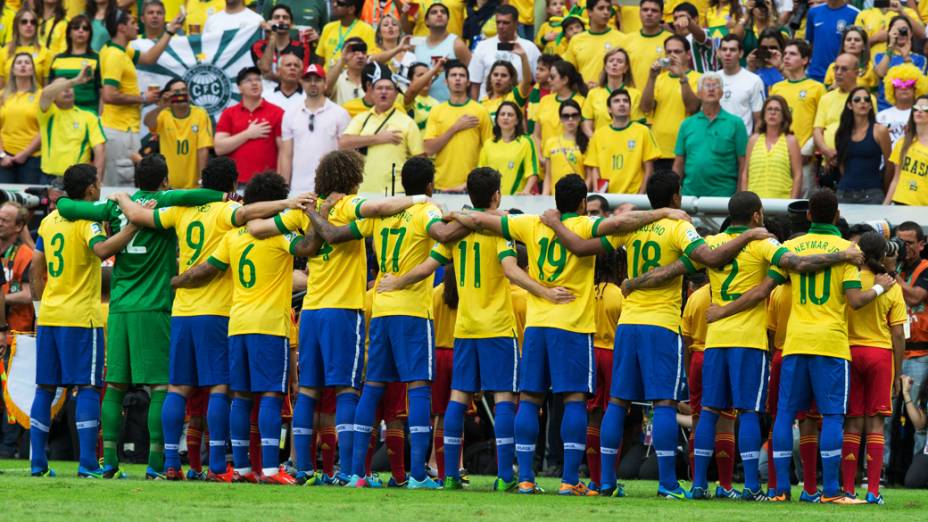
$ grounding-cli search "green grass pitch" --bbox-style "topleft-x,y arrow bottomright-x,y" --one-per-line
1,460 -> 924,520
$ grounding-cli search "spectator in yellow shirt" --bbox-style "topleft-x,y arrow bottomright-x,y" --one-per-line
583,48 -> 643,136
542,98 -> 587,195
37,0 -> 68,57
0,9 -> 51,89
0,52 -> 42,183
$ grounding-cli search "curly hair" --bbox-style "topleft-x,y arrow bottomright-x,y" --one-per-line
883,62 -> 928,106
314,150 -> 365,196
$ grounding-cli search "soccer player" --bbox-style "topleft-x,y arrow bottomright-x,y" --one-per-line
451,174 -> 690,495
170,172 -> 319,484
55,155 -> 230,479
247,150 -> 428,485
842,232 -> 906,504
305,156 -> 469,489
709,189 -> 893,503
544,172 -> 771,499
113,157 -> 312,481
29,164 -> 139,478
375,167 -> 576,491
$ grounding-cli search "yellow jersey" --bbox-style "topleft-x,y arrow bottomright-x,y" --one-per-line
562,29 -> 628,85
543,135 -> 584,188
354,202 -> 444,319
0,45 -> 51,85
585,122 -> 661,194
423,99 -> 492,190
510,282 -> 527,347
847,268 -> 907,349
156,106 -> 214,189
274,195 -> 368,311
184,0 -> 225,34
346,106 -> 424,194
651,70 -> 700,158
701,229 -> 788,350
207,227 -> 302,337
605,217 -> 705,331
769,223 -> 862,360
100,41 -> 141,132
36,210 -> 106,327
477,135 -> 539,195
480,88 -> 524,121
316,19 -> 377,68
38,104 -> 106,176
0,90 -> 40,156
38,17 -> 67,57
623,29 -> 672,90
593,282 -> 622,350
501,213 -> 599,333
432,283 -> 458,348
532,91 -> 585,148
767,284 -> 790,351
412,0 -> 465,37
681,284 -> 710,352
823,60 -> 879,90
889,138 -> 928,206
154,200 -> 241,317
855,8 -> 921,56
582,85 -> 645,131
663,0 -> 708,26
431,232 -> 517,339
769,77 -> 825,148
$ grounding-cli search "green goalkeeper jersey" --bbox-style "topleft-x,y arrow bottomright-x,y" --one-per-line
56,189 -> 225,313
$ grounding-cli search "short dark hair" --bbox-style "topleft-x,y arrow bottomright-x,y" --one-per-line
106,8 -> 132,38
443,59 -> 467,77
554,174 -> 587,213
466,168 -> 501,209
640,0 -> 664,11
646,170 -> 680,209
401,157 -> 435,196
135,154 -> 168,191
607,88 -> 631,106
200,156 -> 238,192
161,78 -> 184,96
587,0 -> 611,10
538,54 -> 560,68
672,1 -> 698,18
896,221 -> 926,242
808,188 -> 839,224
720,33 -> 742,51
728,191 -> 762,225
785,38 -> 811,59
269,4 -> 293,20
407,62 -> 430,81
236,66 -> 262,85
587,194 -> 610,211
63,164 -> 98,200
244,172 -> 290,204
494,4 -> 519,20
665,34 -> 691,52
315,150 -> 365,196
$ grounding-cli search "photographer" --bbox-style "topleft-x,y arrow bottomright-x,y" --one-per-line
902,373 -> 928,487
895,222 -> 928,456
874,15 -> 927,109
253,5 -> 318,83
746,28 -> 785,93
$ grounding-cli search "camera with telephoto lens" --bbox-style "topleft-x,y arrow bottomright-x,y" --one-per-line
0,189 -> 40,209
887,236 -> 907,267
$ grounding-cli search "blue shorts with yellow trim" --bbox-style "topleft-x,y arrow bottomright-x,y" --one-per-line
169,315 -> 229,387
367,316 -> 434,383
229,334 -> 289,393
451,337 -> 519,393
520,327 -> 594,394
701,347 -> 768,411
777,354 -> 849,416
611,324 -> 684,401
36,326 -> 105,387
299,308 -> 364,388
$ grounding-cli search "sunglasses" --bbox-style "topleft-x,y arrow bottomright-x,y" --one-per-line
20,18 -> 36,26
71,24 -> 91,31
560,112 -> 581,120
308,113 -> 315,132
913,104 -> 928,112
851,96 -> 871,104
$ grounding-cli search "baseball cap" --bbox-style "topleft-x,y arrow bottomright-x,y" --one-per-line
303,63 -> 325,80
362,62 -> 395,89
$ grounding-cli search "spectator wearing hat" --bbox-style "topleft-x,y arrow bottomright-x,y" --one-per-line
327,36 -> 370,105
280,63 -> 350,193
214,66 -> 285,185
264,52 -> 308,114
339,62 -> 423,194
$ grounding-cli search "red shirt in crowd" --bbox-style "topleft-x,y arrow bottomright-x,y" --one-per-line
215,100 -> 284,183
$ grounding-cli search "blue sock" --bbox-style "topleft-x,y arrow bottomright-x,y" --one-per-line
738,411 -> 762,492
292,393 -> 316,473
75,388 -> 101,471
207,393 -> 230,474
161,392 -> 186,471
230,397 -> 252,471
514,400 -> 540,483
407,385 -> 431,482
258,395 -> 284,474
600,402 -> 627,490
820,413 -> 844,498
653,405 -> 680,491
692,409 -> 719,490
335,392 -> 358,477
30,387 -> 54,472
442,400 -> 467,480
351,384 -> 385,477
772,411 -> 795,495
494,401 -> 516,482
561,401 -> 587,486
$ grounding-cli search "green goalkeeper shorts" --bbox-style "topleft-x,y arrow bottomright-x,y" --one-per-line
105,311 -> 170,385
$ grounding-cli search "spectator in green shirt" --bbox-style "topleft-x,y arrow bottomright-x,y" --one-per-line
673,71 -> 748,197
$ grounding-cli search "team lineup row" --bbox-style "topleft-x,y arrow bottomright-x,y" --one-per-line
24,150 -> 902,502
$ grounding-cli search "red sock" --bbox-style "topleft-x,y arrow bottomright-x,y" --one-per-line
865,433 -> 884,496
841,432 -> 861,495
365,430 -> 376,476
433,427 -> 445,480
800,435 -> 819,495
586,426 -> 601,485
249,401 -> 262,472
187,425 -> 203,472
766,427 -> 777,491
320,426 -> 337,477
386,428 -> 406,483
715,431 -> 736,490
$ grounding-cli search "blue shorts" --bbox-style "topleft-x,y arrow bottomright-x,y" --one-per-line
451,337 -> 519,393
36,326 -> 104,387
701,348 -> 768,411
298,309 -> 364,388
520,327 -> 594,394
169,315 -> 229,387
777,354 -> 849,416
612,324 -> 684,401
367,316 -> 434,383
229,334 -> 289,393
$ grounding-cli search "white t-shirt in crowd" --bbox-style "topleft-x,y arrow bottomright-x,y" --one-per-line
264,85 -> 307,114
719,67 -> 765,133
876,106 -> 911,147
203,9 -> 264,34
281,99 -> 352,194
468,35 -> 540,100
